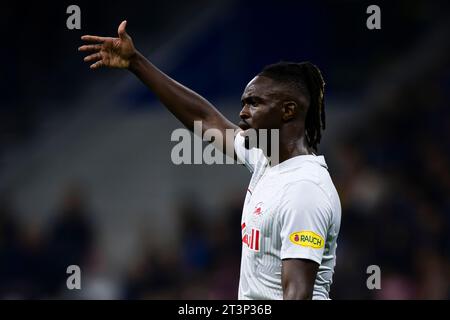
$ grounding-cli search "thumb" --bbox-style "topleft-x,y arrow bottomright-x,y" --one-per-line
118,20 -> 128,39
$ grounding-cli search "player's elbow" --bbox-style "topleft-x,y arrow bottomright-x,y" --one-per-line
283,282 -> 313,300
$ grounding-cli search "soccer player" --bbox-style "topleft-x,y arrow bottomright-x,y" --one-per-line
79,21 -> 341,300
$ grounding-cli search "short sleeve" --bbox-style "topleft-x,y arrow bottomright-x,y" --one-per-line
279,180 -> 332,265
234,130 -> 266,173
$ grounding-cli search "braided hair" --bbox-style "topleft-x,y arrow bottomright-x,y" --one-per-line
259,61 -> 326,152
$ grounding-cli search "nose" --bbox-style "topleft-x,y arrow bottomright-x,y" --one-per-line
240,104 -> 250,120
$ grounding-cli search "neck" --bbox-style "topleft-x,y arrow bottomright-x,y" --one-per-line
269,126 -> 313,165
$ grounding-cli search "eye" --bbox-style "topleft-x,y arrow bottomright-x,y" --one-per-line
248,98 -> 258,107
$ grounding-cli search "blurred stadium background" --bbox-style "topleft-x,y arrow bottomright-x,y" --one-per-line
0,0 -> 449,299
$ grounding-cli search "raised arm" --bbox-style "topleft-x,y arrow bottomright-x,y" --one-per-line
79,21 -> 238,156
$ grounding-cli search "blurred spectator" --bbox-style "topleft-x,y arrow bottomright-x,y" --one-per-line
45,184 -> 97,297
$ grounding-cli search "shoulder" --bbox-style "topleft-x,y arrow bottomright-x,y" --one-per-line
280,158 -> 339,208
276,175 -> 341,230
281,179 -> 333,210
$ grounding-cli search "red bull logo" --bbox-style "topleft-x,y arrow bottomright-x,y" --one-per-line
241,222 -> 260,252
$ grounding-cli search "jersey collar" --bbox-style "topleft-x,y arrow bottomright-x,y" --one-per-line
268,154 -> 328,173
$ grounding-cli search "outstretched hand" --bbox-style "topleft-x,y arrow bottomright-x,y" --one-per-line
78,20 -> 136,69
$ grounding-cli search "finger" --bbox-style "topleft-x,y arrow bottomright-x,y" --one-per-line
81,35 -> 107,43
118,20 -> 128,40
90,60 -> 104,69
78,44 -> 102,52
84,52 -> 102,62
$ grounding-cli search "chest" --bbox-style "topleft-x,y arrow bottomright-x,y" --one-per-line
241,173 -> 285,251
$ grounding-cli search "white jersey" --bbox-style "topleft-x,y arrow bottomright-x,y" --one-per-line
235,131 -> 341,300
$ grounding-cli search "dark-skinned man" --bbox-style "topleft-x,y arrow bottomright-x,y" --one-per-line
79,21 -> 341,300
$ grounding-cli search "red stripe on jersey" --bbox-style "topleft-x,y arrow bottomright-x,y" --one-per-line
251,229 -> 254,250
255,229 -> 260,251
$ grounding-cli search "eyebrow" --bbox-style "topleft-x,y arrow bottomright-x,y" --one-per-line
241,95 -> 265,104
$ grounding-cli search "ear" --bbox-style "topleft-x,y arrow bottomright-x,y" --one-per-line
281,101 -> 297,121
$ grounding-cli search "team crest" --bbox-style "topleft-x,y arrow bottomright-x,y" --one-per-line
253,202 -> 264,216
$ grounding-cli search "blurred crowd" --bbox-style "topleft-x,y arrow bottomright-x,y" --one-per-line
330,70 -> 450,299
0,182 -> 245,299
0,186 -> 97,299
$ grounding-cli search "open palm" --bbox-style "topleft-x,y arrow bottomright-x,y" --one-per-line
79,20 -> 136,69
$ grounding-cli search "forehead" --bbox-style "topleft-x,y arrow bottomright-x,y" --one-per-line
242,76 -> 280,99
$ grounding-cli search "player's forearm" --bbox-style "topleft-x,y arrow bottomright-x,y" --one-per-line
128,51 -> 227,132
